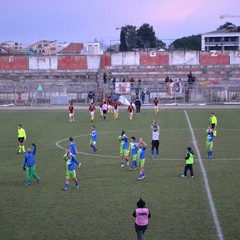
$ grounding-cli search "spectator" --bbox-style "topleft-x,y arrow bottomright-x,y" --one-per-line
88,91 -> 95,104
135,97 -> 141,114
103,72 -> 108,83
112,77 -> 116,88
187,71 -> 195,87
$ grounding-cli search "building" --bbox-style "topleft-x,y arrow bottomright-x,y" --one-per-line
0,41 -> 24,50
201,25 -> 240,51
59,42 -> 84,55
27,40 -> 58,55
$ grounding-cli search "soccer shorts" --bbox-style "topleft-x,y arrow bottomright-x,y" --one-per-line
66,170 -> 76,178
90,140 -> 96,145
69,113 -> 74,118
120,149 -> 128,157
90,111 -> 94,117
206,142 -> 213,149
18,137 -> 24,143
137,159 -> 145,168
131,154 -> 137,161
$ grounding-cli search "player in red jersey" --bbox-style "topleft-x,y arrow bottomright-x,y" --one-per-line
99,101 -> 103,118
68,102 -> 75,123
128,102 -> 135,120
89,103 -> 96,123
153,97 -> 159,114
107,97 -> 113,113
113,100 -> 121,120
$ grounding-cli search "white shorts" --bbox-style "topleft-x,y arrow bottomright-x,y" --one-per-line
69,113 -> 74,118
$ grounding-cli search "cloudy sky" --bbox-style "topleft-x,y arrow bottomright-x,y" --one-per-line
1,0 -> 239,47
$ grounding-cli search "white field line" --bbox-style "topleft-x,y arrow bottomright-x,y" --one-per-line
184,110 -> 224,240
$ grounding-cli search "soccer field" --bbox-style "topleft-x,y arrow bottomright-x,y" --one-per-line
0,107 -> 240,240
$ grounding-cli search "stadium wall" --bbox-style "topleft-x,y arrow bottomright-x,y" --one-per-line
0,56 -> 28,70
0,51 -> 240,71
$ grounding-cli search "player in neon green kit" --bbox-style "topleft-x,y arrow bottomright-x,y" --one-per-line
128,136 -> 138,171
206,126 -> 214,159
118,131 -> 129,167
63,150 -> 81,191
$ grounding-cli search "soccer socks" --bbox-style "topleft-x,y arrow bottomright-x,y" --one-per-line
64,182 -> 69,190
156,149 -> 159,156
208,151 -> 212,159
91,145 -> 97,152
19,145 -> 25,153
151,149 -> 154,157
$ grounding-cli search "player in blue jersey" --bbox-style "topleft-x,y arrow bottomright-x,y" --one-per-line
137,138 -> 147,180
118,131 -> 129,167
23,143 -> 40,186
90,125 -> 98,153
63,150 -> 81,191
206,126 -> 214,159
128,136 -> 138,171
69,137 -> 77,157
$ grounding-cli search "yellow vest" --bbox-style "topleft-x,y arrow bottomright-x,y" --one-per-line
186,152 -> 194,164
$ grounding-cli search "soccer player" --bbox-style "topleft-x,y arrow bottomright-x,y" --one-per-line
128,102 -> 135,120
90,125 -> 98,153
181,147 -> 194,178
102,101 -> 108,120
99,101 -> 103,118
118,131 -> 129,167
63,150 -> 81,191
153,97 -> 159,114
22,143 -> 40,186
107,97 -> 113,113
18,124 -> 27,154
151,119 -> 160,158
89,102 -> 96,123
68,102 -> 75,123
137,138 -> 147,180
69,137 -> 77,157
206,126 -> 214,159
132,198 -> 151,240
209,112 -> 217,136
128,136 -> 138,171
113,100 -> 120,120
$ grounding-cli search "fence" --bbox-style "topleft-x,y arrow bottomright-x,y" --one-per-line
0,81 -> 239,106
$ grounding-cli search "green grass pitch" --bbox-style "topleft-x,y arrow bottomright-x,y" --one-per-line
0,107 -> 240,240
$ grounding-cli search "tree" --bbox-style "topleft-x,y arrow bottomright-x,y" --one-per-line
170,35 -> 201,50
119,25 -> 137,51
119,23 -> 163,51
137,23 -> 157,49
218,22 -> 236,30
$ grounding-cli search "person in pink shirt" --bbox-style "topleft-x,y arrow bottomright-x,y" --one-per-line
102,101 -> 108,120
132,198 -> 151,240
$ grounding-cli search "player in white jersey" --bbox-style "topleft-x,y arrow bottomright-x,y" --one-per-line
151,119 -> 160,158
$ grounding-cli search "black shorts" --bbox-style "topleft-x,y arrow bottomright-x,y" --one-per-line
18,137 -> 24,143
103,110 -> 107,114
151,140 -> 159,148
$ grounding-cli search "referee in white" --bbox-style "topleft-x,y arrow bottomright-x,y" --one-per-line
151,119 -> 160,158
